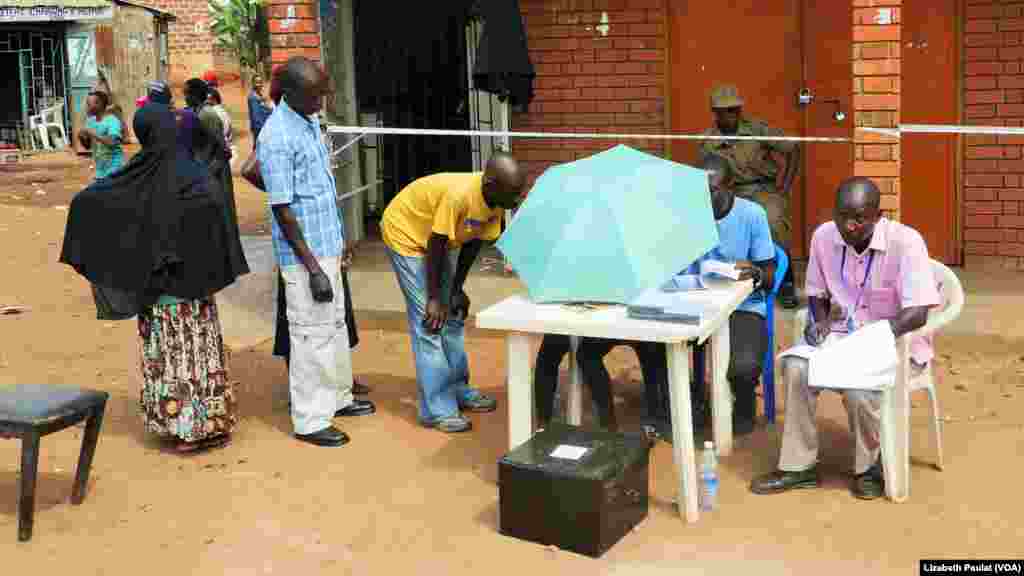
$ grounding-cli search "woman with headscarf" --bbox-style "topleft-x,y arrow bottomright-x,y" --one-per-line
264,65 -> 371,396
206,88 -> 236,161
60,93 -> 248,453
183,78 -> 249,278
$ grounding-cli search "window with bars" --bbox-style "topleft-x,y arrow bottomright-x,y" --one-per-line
0,28 -> 67,147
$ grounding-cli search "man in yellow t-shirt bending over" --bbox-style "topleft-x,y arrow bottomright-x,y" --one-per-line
381,152 -> 526,433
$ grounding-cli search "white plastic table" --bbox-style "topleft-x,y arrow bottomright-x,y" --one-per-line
475,280 -> 754,523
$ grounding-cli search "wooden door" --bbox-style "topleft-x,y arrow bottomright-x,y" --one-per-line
668,0 -> 853,259
65,24 -> 98,154
901,0 -> 960,265
802,1 -> 854,242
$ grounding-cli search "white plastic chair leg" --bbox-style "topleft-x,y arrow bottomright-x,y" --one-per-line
34,126 -> 51,150
879,388 -> 907,502
925,382 -> 944,471
881,344 -> 912,503
49,126 -> 67,149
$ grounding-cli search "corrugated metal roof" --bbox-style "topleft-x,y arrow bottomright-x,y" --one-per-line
0,0 -> 111,8
113,0 -> 176,20
0,0 -> 177,20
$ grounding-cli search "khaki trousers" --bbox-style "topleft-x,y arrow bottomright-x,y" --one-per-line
778,356 -> 881,475
778,356 -> 925,475
280,257 -> 354,435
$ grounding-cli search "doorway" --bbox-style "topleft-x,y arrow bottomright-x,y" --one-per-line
667,1 -> 853,259
0,52 -> 25,146
353,0 -> 475,224
65,25 -> 98,152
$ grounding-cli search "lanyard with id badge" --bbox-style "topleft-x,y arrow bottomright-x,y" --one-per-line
838,246 -> 876,334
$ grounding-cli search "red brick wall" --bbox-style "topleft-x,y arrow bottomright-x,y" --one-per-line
267,0 -> 322,64
853,0 -> 901,217
962,1 -> 1024,269
513,0 -> 667,186
265,0 -> 908,238
149,0 -> 215,69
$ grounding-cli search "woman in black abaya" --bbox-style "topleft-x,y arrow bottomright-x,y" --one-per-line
60,97 -> 248,453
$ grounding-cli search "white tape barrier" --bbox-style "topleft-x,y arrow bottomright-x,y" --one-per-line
330,133 -> 365,158
325,124 -> 851,143
325,123 -> 1024,146
860,124 -> 1024,137
337,179 -> 382,202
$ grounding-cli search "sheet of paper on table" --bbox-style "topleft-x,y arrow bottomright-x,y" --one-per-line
550,444 -> 590,460
778,321 -> 898,390
699,259 -> 741,280
661,274 -> 705,292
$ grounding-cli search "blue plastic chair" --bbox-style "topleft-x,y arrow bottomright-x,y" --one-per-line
693,244 -> 789,423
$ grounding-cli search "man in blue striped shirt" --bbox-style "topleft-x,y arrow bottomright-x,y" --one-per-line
258,57 -> 375,448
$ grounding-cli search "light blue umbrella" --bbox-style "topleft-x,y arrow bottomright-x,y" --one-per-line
496,145 -> 719,304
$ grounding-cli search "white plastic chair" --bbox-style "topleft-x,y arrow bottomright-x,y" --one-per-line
789,259 -> 964,502
27,103 -> 67,150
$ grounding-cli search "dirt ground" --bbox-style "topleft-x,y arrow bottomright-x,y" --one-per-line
1,79 -> 1023,573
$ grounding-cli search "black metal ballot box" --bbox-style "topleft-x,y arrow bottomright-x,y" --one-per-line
497,423 -> 650,558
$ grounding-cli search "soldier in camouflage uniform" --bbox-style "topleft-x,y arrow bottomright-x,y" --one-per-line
699,85 -> 801,308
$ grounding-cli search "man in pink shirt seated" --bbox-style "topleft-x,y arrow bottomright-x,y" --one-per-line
751,177 -> 942,500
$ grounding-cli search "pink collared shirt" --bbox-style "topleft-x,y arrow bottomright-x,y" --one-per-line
805,218 -> 942,366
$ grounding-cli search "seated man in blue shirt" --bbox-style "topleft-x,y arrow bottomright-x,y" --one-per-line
685,153 -> 776,435
560,154 -> 775,437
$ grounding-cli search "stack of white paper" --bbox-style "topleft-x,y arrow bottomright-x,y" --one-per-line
778,321 -> 898,390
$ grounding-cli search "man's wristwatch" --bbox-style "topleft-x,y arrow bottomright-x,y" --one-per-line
751,267 -> 764,290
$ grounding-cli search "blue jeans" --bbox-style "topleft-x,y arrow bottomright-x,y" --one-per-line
386,246 -> 477,422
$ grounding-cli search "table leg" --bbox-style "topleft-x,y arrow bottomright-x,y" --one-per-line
566,336 -> 583,426
507,332 -> 533,451
666,341 -> 699,523
710,320 -> 734,457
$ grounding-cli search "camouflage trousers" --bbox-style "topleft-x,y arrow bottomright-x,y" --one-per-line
735,182 -> 790,250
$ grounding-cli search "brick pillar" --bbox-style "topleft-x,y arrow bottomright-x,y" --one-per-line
962,1 -> 1024,269
853,0 -> 901,218
268,0 -> 321,64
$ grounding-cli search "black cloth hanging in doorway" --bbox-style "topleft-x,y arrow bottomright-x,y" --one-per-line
471,0 -> 535,111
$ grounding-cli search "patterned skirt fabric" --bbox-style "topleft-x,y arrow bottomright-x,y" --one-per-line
138,297 -> 236,442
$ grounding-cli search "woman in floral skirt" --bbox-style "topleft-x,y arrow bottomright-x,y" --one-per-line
61,82 -> 248,453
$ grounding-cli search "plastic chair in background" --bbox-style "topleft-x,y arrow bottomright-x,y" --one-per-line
27,103 -> 67,151
693,243 -> 788,423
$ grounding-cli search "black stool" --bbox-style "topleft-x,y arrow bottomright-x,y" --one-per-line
0,384 -> 109,542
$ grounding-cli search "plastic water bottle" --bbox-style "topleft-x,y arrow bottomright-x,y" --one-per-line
700,441 -> 719,511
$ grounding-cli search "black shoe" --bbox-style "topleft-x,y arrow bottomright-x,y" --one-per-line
295,426 -> 350,447
692,402 -> 708,430
750,467 -> 821,494
640,418 -> 673,444
779,284 -> 799,309
335,399 -> 376,417
733,414 -> 755,436
851,462 -> 885,500
353,379 -> 371,395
